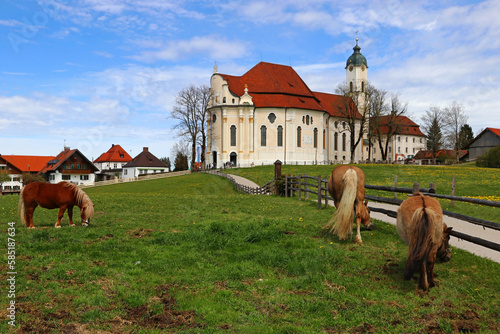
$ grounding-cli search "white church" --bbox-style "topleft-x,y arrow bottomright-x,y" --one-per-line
206,40 -> 425,167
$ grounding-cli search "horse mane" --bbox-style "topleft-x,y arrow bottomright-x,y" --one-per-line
60,182 -> 94,219
404,194 -> 437,280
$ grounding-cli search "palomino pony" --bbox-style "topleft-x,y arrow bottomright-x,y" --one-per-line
326,165 -> 373,244
397,193 -> 453,291
18,181 -> 94,229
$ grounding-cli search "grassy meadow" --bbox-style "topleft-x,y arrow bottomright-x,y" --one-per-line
0,170 -> 499,333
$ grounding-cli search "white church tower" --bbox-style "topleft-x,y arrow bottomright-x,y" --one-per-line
345,38 -> 368,115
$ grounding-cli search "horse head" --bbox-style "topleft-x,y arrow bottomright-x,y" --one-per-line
437,225 -> 453,262
361,200 -> 374,230
80,202 -> 95,227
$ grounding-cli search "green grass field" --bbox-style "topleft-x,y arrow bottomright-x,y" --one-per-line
1,171 -> 499,333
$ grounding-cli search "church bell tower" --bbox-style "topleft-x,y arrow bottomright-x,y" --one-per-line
345,38 -> 368,115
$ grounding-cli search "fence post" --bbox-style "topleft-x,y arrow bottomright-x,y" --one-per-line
285,176 -> 288,198
451,174 -> 456,207
304,174 -> 309,201
394,175 -> 398,199
429,183 -> 436,193
317,175 -> 322,209
324,175 -> 328,208
298,174 -> 302,200
412,182 -> 420,195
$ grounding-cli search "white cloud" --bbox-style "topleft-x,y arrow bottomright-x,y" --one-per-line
130,35 -> 249,62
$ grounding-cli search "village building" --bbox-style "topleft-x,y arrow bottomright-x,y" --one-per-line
413,149 -> 468,165
464,127 -> 500,161
0,155 -> 54,192
93,144 -> 133,180
39,147 -> 98,185
122,147 -> 169,179
368,115 -> 427,163
207,40 -> 371,168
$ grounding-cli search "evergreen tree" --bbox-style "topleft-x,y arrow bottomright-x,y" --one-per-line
173,152 -> 189,171
421,106 -> 443,164
458,124 -> 474,149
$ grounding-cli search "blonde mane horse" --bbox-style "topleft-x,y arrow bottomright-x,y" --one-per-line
19,181 -> 94,228
397,193 -> 452,291
326,165 -> 373,244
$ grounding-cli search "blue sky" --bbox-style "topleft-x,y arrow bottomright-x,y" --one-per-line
1,0 -> 499,161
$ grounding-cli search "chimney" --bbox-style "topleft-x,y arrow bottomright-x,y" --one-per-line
143,147 -> 149,152
64,146 -> 70,151
112,144 -> 114,147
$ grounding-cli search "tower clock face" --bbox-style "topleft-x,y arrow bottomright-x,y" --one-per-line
349,66 -> 353,72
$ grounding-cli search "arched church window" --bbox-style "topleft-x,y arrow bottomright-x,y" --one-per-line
306,115 -> 309,125
313,128 -> 318,148
297,127 -> 302,147
342,133 -> 346,151
302,116 -> 305,124
212,114 -> 217,123
223,97 -> 226,103
342,122 -> 346,129
334,121 -> 338,128
230,125 -> 236,146
277,126 -> 283,147
350,82 -> 353,92
268,113 -> 276,124
361,81 -> 365,92
334,132 -> 338,150
260,126 -> 267,147
323,130 -> 326,149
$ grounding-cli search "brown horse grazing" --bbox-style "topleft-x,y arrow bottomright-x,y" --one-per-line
397,193 -> 453,291
326,165 -> 373,244
18,181 -> 94,229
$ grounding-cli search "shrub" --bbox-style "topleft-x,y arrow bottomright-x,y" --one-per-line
476,145 -> 500,168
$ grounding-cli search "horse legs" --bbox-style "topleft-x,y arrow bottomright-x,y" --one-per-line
55,206 -> 67,228
354,205 -> 363,244
26,205 -> 37,229
419,261 -> 430,292
67,206 -> 75,226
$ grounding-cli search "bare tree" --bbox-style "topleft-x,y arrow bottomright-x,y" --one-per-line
366,87 -> 409,162
170,85 -> 211,169
443,101 -> 468,163
170,141 -> 191,166
196,85 -> 211,168
335,82 -> 369,163
365,83 -> 388,161
420,106 -> 444,164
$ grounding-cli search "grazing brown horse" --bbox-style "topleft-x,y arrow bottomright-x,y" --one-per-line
397,193 -> 453,291
18,181 -> 94,229
326,165 -> 373,244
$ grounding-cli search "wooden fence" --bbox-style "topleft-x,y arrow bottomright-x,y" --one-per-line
79,170 -> 191,189
204,170 -> 272,195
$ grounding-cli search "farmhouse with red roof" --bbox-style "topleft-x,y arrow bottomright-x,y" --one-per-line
39,146 -> 98,185
0,154 -> 54,192
93,144 -> 133,180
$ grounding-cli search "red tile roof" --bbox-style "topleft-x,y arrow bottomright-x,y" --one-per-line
218,62 -> 361,118
123,147 -> 168,168
372,115 -> 426,137
39,148 -> 98,173
0,155 -> 55,172
94,144 -> 132,163
414,149 -> 467,160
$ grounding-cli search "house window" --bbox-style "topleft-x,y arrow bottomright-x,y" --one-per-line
62,175 -> 71,180
398,147 -> 401,153
260,125 -> 267,146
398,136 -> 401,142
313,128 -> 318,148
77,164 -> 80,169
297,126 -> 302,147
124,169 -> 128,175
80,175 -> 89,180
334,132 -> 338,150
406,147 -> 408,153
342,133 -> 346,151
406,137 -> 408,142
413,138 -> 415,143
277,125 -> 283,147
50,175 -> 55,181
114,163 -> 118,168
230,125 -> 237,146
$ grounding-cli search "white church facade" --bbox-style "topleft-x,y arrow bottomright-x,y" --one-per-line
206,40 -> 413,168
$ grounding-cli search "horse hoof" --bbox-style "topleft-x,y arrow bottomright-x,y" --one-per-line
69,224 -> 75,227
82,223 -> 88,227
55,225 -> 61,228
28,226 -> 35,229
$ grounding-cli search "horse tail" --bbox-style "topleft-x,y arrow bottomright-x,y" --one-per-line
18,187 -> 27,227
331,169 -> 357,240
404,206 -> 437,280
